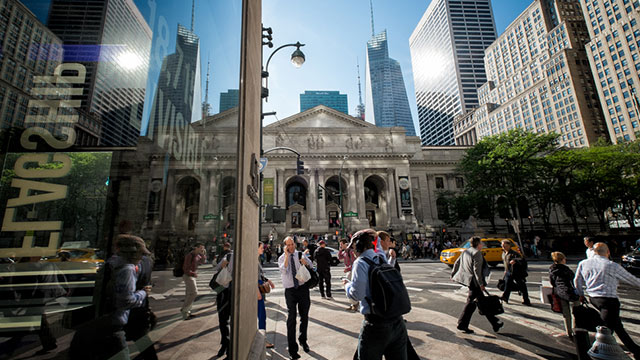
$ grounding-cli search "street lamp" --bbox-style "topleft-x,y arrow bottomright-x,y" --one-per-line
338,156 -> 348,238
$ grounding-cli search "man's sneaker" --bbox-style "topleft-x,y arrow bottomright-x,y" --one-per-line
289,352 -> 301,359
327,296 -> 333,300
457,326 -> 474,334
493,321 -> 504,333
321,296 -> 326,299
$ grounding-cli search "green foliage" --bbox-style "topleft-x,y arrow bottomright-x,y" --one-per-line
454,130 -> 640,232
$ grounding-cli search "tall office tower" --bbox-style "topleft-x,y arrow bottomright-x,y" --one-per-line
219,89 -> 239,113
471,0 -> 606,148
579,0 -> 640,143
147,23 -> 202,146
410,0 -> 497,145
365,30 -> 416,136
46,0 -> 151,147
0,0 -> 62,133
300,90 -> 348,114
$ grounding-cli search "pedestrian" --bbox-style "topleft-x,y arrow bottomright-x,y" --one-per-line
180,242 -> 206,320
549,251 -> 580,338
266,244 -> 273,263
574,243 -> 640,359
343,229 -> 408,359
314,240 -> 333,299
339,239 -> 359,312
500,239 -> 531,306
532,236 -> 539,259
278,236 -> 312,359
584,236 -> 595,259
451,236 -> 504,334
258,242 -> 275,349
215,246 -> 233,358
377,231 -> 419,360
302,239 -> 317,262
109,235 -> 152,359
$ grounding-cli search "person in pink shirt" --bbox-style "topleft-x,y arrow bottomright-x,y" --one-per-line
338,239 -> 358,311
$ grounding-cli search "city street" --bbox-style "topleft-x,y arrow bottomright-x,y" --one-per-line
141,259 -> 640,359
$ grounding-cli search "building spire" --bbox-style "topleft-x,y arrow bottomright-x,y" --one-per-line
357,59 -> 365,120
369,0 -> 375,37
191,0 -> 195,32
203,55 -> 210,116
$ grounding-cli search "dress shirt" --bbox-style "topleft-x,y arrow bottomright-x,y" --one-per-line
586,247 -> 595,259
574,255 -> 640,298
278,251 -> 310,289
345,249 -> 388,315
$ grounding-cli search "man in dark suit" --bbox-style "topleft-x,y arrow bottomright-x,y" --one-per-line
500,239 -> 531,306
451,237 -> 504,333
314,240 -> 332,299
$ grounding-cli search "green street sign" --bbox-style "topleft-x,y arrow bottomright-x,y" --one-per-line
203,214 -> 218,220
344,211 -> 358,217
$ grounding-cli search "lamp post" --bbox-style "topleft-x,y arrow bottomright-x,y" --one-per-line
260,27 -> 306,242
338,156 -> 347,238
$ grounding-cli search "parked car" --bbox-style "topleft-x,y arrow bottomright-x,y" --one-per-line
325,246 -> 341,266
46,248 -> 104,268
622,246 -> 640,276
440,238 -> 520,267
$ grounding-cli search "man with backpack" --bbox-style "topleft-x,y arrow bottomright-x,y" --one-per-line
343,229 -> 410,360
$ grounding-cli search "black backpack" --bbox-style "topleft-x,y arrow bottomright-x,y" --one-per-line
173,252 -> 187,277
361,256 -> 411,319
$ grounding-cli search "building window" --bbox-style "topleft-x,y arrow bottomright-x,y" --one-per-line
435,177 -> 445,189
455,177 -> 464,189
291,212 -> 301,228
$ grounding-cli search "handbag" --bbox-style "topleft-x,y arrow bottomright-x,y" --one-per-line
497,279 -> 506,292
573,302 -> 604,331
124,306 -> 157,341
477,289 -> 504,316
550,293 -> 563,313
258,282 -> 271,294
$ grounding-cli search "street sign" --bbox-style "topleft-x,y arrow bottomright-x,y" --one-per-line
203,214 -> 219,220
259,158 -> 268,173
344,211 -> 358,217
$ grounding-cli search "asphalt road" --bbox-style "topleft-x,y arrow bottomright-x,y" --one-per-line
147,258 -> 640,359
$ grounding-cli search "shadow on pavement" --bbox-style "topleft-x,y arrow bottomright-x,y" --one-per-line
501,332 -> 576,360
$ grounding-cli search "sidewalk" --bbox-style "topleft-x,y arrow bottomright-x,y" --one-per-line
150,292 -> 546,360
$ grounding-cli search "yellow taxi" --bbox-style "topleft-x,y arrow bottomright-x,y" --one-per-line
440,238 -> 520,267
46,248 -> 105,268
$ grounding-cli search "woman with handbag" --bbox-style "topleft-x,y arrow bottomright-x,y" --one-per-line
549,251 -> 580,338
258,242 -> 275,349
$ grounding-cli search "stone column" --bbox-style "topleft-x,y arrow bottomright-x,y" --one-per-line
198,171 -> 209,219
277,169 -> 285,207
386,169 -> 399,223
163,171 -> 176,227
318,169 -> 327,220
308,170 -> 317,221
356,170 -> 366,220
348,169 -> 357,213
209,170 -> 220,215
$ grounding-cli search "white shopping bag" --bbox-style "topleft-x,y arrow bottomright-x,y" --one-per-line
216,267 -> 232,287
295,264 -> 311,284
540,285 -> 553,304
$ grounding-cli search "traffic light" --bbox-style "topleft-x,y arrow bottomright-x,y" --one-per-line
318,187 -> 323,199
442,227 -> 446,233
296,158 -> 304,175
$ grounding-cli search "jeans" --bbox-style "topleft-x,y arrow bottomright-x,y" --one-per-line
559,299 -> 579,336
590,297 -> 640,357
318,267 -> 331,297
285,285 -> 310,355
502,272 -> 530,303
217,287 -> 231,350
258,280 -> 266,330
357,316 -> 408,360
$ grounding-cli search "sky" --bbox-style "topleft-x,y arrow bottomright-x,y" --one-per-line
261,0 -> 533,130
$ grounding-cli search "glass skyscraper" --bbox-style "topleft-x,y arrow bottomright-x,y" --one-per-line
219,89 -> 239,112
299,90 -> 348,114
365,30 -> 416,136
410,0 -> 497,145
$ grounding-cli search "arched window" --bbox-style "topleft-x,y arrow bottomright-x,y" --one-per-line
286,181 -> 306,209
436,198 -> 449,220
364,178 -> 379,207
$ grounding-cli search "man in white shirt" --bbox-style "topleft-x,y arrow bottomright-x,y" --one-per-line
278,236 -> 312,359
584,236 -> 595,259
575,243 -> 640,359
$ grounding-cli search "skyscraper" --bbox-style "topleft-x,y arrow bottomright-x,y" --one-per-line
46,0 -> 152,147
147,23 -> 202,148
469,0 -> 606,148
365,30 -> 416,136
300,90 -> 348,114
410,0 -> 497,145
219,89 -> 239,113
580,0 -> 640,143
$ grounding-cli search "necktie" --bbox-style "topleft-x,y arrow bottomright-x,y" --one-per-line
291,254 -> 299,288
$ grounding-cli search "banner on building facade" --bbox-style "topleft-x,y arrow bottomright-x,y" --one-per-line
398,176 -> 412,208
263,178 -> 274,205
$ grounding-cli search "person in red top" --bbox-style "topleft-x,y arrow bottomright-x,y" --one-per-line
338,239 -> 358,311
180,243 -> 206,319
